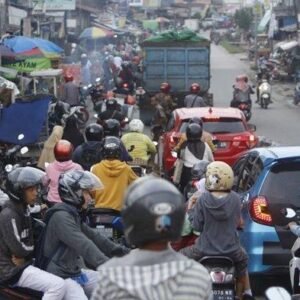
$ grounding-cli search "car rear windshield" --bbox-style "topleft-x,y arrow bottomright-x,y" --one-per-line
260,161 -> 300,205
179,118 -> 246,134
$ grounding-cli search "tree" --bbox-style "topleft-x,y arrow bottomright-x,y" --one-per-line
234,8 -> 253,32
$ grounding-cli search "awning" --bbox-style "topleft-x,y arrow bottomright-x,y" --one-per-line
258,9 -> 271,33
277,40 -> 298,51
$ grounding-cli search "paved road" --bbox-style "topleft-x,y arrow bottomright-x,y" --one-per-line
210,43 -> 300,146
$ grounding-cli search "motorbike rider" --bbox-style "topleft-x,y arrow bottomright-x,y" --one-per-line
0,167 -> 66,299
91,136 -> 138,211
103,119 -> 132,162
91,176 -> 212,300
174,117 -> 215,153
231,75 -> 254,108
151,95 -> 168,141
117,61 -> 134,93
40,169 -> 128,299
45,140 -> 83,206
184,83 -> 207,108
62,74 -> 80,107
97,98 -> 125,125
121,119 -> 156,163
176,123 -> 214,192
152,82 -> 176,121
181,161 -> 253,300
73,123 -> 104,171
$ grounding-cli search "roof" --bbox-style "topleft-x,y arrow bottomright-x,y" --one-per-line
174,107 -> 244,120
250,146 -> 300,165
30,69 -> 63,77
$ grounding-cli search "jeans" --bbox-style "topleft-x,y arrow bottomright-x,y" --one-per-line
64,269 -> 99,300
16,265 -> 66,300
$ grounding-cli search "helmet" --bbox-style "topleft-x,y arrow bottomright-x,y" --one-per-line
189,117 -> 203,127
186,123 -> 203,141
85,123 -> 104,142
64,74 -> 73,82
58,170 -> 103,207
160,82 -> 171,93
190,83 -> 200,94
122,176 -> 185,247
106,98 -> 118,111
102,136 -> 122,160
103,119 -> 121,137
54,140 -> 74,162
6,167 -> 45,202
191,161 -> 210,180
81,53 -> 87,59
205,161 -> 234,192
121,61 -> 131,69
129,119 -> 144,133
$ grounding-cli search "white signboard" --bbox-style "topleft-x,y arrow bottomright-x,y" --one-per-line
8,6 -> 27,26
34,0 -> 75,11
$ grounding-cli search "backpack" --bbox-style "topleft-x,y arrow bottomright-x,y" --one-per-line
34,206 -> 77,270
80,144 -> 103,170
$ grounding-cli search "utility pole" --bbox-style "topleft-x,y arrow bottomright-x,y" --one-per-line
254,0 -> 259,68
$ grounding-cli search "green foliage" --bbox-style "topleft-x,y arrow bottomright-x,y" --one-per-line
220,40 -> 244,54
234,8 -> 253,31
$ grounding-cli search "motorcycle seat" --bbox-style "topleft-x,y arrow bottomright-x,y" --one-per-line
199,256 -> 235,274
89,208 -> 120,216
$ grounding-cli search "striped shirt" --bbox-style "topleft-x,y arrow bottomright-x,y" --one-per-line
91,249 -> 212,300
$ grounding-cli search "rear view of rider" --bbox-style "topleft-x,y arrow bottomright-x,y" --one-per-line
0,167 -> 66,299
92,176 -> 212,300
73,123 -> 104,170
97,98 -> 125,125
121,119 -> 156,163
41,169 -> 127,299
62,74 -> 80,107
45,140 -> 83,205
91,136 -> 138,211
231,75 -> 254,107
184,83 -> 207,108
103,119 -> 132,162
181,161 -> 253,300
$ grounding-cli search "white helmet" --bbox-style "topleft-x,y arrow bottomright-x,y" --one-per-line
129,119 -> 144,133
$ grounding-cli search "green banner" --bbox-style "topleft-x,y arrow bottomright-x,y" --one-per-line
3,57 -> 51,72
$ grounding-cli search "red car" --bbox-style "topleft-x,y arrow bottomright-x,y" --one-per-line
158,107 -> 259,175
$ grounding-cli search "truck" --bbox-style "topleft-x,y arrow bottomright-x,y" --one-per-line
140,34 -> 213,124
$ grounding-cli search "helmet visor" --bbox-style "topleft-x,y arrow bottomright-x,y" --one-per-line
78,171 -> 103,191
8,167 -> 45,189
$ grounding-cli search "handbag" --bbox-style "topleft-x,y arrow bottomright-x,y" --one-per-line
173,158 -> 184,184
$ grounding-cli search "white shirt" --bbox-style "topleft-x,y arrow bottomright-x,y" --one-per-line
182,143 -> 214,168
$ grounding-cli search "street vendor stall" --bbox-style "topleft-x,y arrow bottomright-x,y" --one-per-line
30,69 -> 63,98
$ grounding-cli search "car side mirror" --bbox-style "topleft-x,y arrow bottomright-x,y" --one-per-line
248,124 -> 256,132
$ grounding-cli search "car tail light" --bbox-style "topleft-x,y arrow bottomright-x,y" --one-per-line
232,135 -> 257,148
249,196 -> 273,226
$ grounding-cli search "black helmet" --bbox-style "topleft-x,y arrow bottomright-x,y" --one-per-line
189,117 -> 203,127
103,119 -> 120,137
106,98 -> 118,111
186,123 -> 203,141
58,169 -> 102,207
85,123 -> 104,142
6,167 -> 45,202
191,161 -> 210,180
122,176 -> 185,247
102,136 -> 122,160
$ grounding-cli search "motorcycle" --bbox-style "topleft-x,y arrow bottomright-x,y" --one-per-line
231,89 -> 252,121
258,80 -> 272,109
86,207 -> 124,244
200,256 -> 236,300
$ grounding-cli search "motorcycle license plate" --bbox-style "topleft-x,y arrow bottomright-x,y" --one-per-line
213,289 -> 234,300
96,225 -> 113,238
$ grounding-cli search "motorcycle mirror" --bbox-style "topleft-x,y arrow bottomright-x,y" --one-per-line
265,287 -> 291,300
94,114 -> 98,119
5,164 -> 13,173
88,84 -> 93,88
20,147 -> 29,155
18,134 -> 25,141
171,151 -> 178,158
95,78 -> 101,83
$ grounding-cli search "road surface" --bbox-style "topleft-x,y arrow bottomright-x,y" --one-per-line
210,43 -> 300,146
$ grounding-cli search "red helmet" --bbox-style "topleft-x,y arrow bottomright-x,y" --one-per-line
54,140 -> 74,162
160,82 -> 171,93
64,73 -> 73,82
190,83 -> 200,93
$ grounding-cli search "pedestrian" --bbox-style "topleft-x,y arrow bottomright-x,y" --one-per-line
62,74 -> 80,107
62,116 -> 85,150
